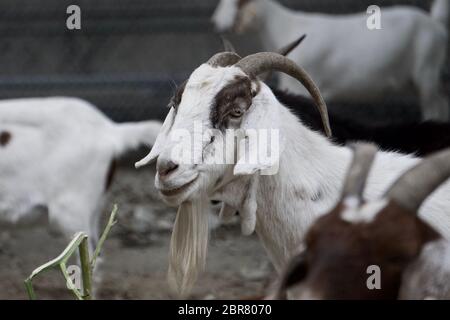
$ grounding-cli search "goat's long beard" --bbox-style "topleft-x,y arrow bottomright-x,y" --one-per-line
168,197 -> 210,297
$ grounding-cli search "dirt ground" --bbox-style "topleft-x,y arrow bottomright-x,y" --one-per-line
0,166 -> 274,300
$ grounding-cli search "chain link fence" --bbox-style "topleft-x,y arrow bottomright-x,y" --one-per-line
0,0 -> 447,123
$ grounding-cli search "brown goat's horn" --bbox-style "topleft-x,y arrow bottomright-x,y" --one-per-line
260,34 -> 307,82
385,148 -> 450,212
220,34 -> 305,63
220,36 -> 237,53
341,143 -> 378,202
207,52 -> 241,67
235,52 -> 332,137
277,34 -> 306,57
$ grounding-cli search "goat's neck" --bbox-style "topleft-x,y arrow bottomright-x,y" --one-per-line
217,90 -> 352,270
256,0 -> 308,51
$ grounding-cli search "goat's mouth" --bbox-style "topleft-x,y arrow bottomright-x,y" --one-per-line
159,176 -> 199,198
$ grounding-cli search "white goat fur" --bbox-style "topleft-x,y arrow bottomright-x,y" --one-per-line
139,62 -> 450,294
400,239 -> 450,299
212,0 -> 449,121
0,97 -> 161,250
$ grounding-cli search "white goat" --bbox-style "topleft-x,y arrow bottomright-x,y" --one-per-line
136,51 -> 450,295
212,0 -> 449,121
0,97 -> 161,251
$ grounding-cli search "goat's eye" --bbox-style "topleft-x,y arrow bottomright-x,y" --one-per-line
230,107 -> 244,118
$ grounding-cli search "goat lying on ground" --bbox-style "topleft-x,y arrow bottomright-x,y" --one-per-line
212,0 -> 449,121
273,143 -> 450,299
0,97 -> 161,252
136,50 -> 450,296
273,89 -> 450,156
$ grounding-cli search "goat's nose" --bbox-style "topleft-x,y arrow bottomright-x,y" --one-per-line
157,159 -> 179,178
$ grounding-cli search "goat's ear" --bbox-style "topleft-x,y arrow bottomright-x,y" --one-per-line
233,98 -> 284,176
135,108 -> 176,168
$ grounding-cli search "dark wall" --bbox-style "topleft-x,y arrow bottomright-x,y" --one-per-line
0,0 -> 446,123
0,0 -> 442,74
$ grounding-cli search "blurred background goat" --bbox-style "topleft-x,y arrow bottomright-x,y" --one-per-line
212,0 -> 449,121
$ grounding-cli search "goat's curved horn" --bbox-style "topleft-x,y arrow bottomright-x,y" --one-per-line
385,148 -> 450,212
341,143 -> 378,202
235,52 -> 332,137
277,34 -> 306,57
260,34 -> 307,82
220,36 -> 237,53
207,52 -> 241,67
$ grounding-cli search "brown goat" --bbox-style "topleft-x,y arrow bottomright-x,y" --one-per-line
273,143 -> 450,300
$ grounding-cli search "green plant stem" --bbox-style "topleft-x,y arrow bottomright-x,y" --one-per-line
24,232 -> 88,300
91,204 -> 118,269
23,204 -> 118,300
60,262 -> 84,300
79,238 -> 92,300
24,278 -> 36,300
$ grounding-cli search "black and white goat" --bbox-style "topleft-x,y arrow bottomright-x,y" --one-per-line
274,143 -> 450,299
212,0 -> 449,121
0,97 -> 161,251
136,51 -> 450,295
